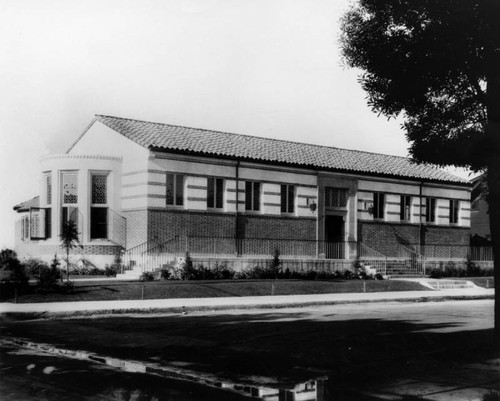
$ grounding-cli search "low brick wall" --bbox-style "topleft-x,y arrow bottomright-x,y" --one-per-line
359,221 -> 470,256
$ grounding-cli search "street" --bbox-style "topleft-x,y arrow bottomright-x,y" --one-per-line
0,300 -> 496,400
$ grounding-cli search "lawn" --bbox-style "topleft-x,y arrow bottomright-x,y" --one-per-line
0,278 -> 430,303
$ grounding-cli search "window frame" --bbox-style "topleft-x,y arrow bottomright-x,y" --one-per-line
425,197 -> 436,223
449,199 -> 459,224
90,173 -> 109,240
61,171 -> 79,233
245,181 -> 261,212
281,184 -> 295,214
400,195 -> 411,222
44,172 -> 52,206
325,187 -> 349,209
207,177 -> 224,209
373,193 -> 385,220
166,173 -> 185,207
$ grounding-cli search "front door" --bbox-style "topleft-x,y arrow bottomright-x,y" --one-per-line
325,215 -> 344,259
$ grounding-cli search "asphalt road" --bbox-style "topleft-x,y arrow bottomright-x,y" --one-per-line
0,300 -> 496,400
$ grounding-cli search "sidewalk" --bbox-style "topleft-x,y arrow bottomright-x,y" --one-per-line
0,285 -> 494,319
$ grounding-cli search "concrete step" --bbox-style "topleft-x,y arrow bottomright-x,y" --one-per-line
421,280 -> 476,290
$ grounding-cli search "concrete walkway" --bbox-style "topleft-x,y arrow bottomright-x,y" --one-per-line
0,286 -> 494,318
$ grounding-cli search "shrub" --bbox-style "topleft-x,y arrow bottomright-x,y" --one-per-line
139,272 -> 155,282
36,255 -> 62,292
160,268 -> 171,280
0,249 -> 29,288
23,258 -> 47,277
105,264 -> 120,277
59,280 -> 74,294
161,264 -> 182,280
483,390 -> 500,401
342,269 -> 356,280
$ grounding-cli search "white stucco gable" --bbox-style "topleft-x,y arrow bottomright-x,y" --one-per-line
68,120 -> 150,173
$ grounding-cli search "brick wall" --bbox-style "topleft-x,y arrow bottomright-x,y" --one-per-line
359,221 -> 470,256
124,210 -> 148,248
146,210 -> 316,242
237,214 -> 316,240
148,210 -> 236,243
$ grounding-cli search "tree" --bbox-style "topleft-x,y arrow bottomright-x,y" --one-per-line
60,220 -> 80,283
340,0 -> 500,348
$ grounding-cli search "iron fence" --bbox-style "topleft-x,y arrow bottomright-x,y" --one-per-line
121,236 -> 493,274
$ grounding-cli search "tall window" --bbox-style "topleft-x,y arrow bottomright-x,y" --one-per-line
426,197 -> 436,223
400,195 -> 411,221
245,181 -> 260,211
449,199 -> 459,224
61,172 -> 78,231
21,216 -> 29,240
166,173 -> 184,206
373,193 -> 385,219
90,174 -> 108,239
207,177 -> 224,209
325,187 -> 348,208
44,172 -> 52,238
281,184 -> 295,213
45,173 -> 52,205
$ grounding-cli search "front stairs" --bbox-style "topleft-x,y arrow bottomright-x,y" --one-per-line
419,279 -> 477,290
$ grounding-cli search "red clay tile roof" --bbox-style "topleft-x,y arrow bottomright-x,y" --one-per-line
94,115 -> 467,185
13,196 -> 40,213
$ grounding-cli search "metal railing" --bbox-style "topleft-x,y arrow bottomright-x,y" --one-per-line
413,245 -> 493,261
121,236 -> 492,275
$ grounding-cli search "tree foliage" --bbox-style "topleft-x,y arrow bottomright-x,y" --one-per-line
60,220 -> 80,283
340,0 -> 500,349
340,0 -> 497,169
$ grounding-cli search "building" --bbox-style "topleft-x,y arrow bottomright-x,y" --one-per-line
13,115 -> 472,274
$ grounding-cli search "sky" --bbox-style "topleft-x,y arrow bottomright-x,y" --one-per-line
0,0 -> 469,249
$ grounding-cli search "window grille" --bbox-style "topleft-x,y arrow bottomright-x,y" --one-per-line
45,173 -> 52,205
325,187 -> 348,208
62,173 -> 78,204
91,175 -> 107,204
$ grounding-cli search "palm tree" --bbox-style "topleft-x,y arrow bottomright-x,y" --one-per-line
60,220 -> 79,283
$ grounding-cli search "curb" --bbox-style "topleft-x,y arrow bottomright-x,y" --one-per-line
0,293 -> 494,321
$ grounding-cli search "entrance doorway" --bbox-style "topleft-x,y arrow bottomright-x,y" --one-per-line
325,215 -> 345,259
